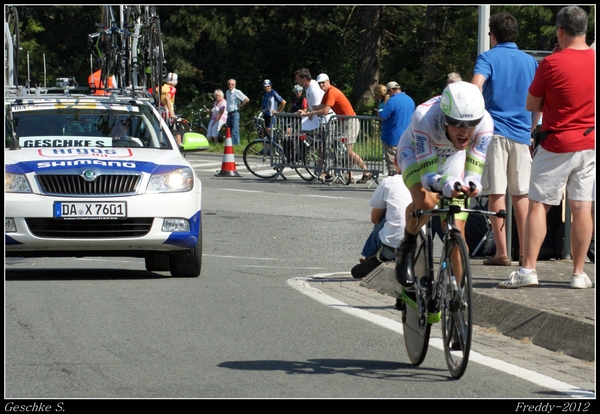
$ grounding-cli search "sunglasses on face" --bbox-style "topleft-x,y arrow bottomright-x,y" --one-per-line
444,115 -> 481,128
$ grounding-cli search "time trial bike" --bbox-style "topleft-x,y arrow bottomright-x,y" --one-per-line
398,182 -> 507,379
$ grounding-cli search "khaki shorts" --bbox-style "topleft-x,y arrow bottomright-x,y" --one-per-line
341,118 -> 360,145
383,143 -> 397,174
529,146 -> 595,205
481,135 -> 531,196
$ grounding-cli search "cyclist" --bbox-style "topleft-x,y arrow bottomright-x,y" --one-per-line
261,79 -> 286,140
161,73 -> 181,145
395,81 -> 493,286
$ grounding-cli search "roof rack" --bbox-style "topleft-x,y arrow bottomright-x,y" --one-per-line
5,83 -> 155,103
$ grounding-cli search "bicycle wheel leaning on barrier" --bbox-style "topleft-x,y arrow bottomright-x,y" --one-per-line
287,132 -> 322,181
243,138 -> 280,179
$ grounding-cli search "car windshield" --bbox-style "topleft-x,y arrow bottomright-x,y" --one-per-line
8,102 -> 172,150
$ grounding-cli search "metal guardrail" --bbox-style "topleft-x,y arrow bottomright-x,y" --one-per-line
270,112 -> 384,185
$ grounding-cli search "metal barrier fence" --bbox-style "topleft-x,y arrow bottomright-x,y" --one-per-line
271,112 -> 384,185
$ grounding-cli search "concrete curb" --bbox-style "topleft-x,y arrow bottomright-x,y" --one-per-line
360,262 -> 595,362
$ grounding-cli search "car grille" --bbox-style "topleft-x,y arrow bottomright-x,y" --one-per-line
25,218 -> 153,238
36,174 -> 142,195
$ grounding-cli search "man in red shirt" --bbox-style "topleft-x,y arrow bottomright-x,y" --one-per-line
498,5 -> 595,290
305,73 -> 370,183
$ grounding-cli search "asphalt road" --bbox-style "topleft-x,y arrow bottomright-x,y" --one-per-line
4,153 -> 595,406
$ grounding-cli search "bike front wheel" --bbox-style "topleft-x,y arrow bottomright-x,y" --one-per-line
243,139 -> 279,179
294,140 -> 320,181
440,230 -> 473,379
402,229 -> 432,365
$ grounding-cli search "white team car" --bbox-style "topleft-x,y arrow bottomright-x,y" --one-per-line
5,88 -> 203,277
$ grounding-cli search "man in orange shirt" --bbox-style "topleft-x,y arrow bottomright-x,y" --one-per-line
88,59 -> 115,95
305,73 -> 369,183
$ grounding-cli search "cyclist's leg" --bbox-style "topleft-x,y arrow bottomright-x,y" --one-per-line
395,175 -> 437,286
448,215 -> 468,285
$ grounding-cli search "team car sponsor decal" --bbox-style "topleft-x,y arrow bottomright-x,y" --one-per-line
36,147 -> 134,158
472,133 -> 491,157
7,157 -> 187,175
20,137 -> 114,148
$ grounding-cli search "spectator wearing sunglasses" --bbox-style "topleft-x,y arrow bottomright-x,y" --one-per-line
261,79 -> 286,140
394,81 -> 494,287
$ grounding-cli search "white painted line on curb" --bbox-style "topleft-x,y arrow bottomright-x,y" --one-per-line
288,273 -> 595,399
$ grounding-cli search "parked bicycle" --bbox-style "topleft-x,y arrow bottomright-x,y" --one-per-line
398,182 -> 506,379
242,113 -> 314,181
278,114 -> 351,184
190,106 -> 227,143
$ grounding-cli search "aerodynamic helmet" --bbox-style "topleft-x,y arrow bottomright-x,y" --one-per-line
440,81 -> 485,128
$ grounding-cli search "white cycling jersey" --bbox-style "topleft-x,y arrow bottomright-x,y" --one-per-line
397,95 -> 493,196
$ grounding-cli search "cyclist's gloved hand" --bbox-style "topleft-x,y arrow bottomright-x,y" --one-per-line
463,176 -> 482,194
443,177 -> 464,198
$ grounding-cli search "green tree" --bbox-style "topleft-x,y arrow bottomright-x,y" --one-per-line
8,5 -> 594,124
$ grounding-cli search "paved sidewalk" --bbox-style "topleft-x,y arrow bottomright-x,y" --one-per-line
308,259 -> 595,362
305,263 -> 596,394
359,259 -> 595,362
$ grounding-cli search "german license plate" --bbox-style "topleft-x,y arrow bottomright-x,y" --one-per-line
54,202 -> 127,219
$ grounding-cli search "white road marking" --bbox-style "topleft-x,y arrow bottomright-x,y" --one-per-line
288,273 -> 595,399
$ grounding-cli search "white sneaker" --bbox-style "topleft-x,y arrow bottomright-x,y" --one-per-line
498,270 -> 539,289
571,273 -> 593,289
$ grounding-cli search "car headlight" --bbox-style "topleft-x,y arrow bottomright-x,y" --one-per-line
5,172 -> 32,193
147,167 -> 194,193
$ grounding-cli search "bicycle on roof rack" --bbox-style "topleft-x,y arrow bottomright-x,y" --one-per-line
5,4 -> 20,88
87,5 -> 165,105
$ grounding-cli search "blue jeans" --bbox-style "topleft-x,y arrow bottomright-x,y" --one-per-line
226,110 -> 240,145
361,218 -> 386,258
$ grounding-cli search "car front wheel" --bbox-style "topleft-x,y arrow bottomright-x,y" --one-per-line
169,240 -> 202,278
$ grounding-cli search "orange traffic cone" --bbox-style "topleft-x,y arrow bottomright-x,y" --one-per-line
215,127 -> 241,177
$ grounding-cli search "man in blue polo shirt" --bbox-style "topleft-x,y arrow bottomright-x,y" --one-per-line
471,12 -> 541,267
378,81 -> 415,176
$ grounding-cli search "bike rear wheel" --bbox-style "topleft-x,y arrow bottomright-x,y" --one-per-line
147,16 -> 164,109
294,139 -> 320,181
440,230 -> 473,379
5,5 -> 20,86
401,228 -> 432,365
243,139 -> 280,179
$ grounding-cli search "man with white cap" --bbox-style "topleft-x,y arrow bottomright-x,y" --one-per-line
304,73 -> 369,183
